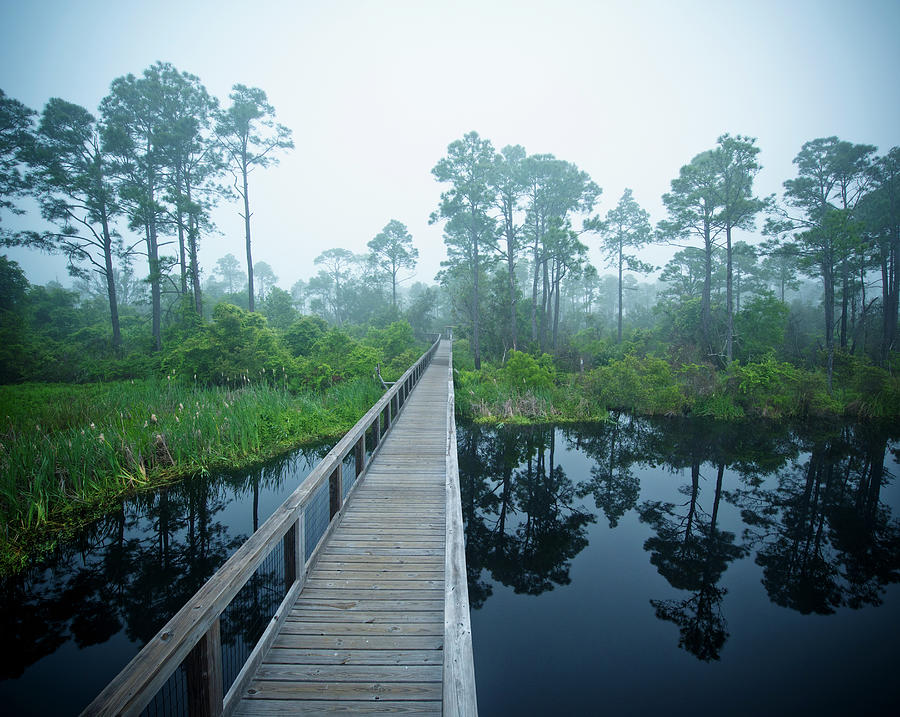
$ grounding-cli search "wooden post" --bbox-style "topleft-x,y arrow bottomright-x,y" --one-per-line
283,522 -> 297,588
329,464 -> 342,519
355,436 -> 364,477
186,618 -> 223,717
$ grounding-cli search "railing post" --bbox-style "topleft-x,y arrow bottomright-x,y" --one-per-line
297,511 -> 306,571
329,464 -> 342,518
186,618 -> 223,717
283,521 -> 298,587
355,436 -> 365,477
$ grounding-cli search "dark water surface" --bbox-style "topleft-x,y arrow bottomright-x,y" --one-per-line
3,419 -> 899,716
460,417 -> 900,717
0,443 -> 332,717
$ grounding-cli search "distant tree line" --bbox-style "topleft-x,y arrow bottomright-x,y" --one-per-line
431,131 -> 899,390
2,74 -> 899,396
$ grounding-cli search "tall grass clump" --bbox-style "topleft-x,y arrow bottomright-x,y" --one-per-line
0,375 -> 385,559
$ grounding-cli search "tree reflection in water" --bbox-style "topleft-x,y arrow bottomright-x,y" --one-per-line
459,423 -> 594,609
460,417 -> 900,665
731,423 -> 900,615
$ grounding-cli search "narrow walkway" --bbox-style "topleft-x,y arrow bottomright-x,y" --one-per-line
235,344 -> 451,714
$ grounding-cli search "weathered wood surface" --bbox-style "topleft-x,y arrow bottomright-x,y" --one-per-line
234,340 -> 477,715
83,341 -> 442,717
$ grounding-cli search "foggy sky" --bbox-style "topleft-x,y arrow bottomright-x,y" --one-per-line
2,0 -> 898,292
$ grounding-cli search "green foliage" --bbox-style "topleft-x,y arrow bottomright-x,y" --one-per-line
734,295 -> 789,363
500,350 -> 555,390
164,303 -> 294,385
364,321 -> 418,362
283,314 -> 328,356
451,339 -> 476,371
587,355 -> 683,415
261,286 -> 298,331
0,375 -> 383,549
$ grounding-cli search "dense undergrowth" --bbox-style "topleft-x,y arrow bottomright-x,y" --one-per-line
454,346 -> 900,424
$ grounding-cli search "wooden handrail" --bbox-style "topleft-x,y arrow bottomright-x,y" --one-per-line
82,337 -> 442,717
443,339 -> 478,715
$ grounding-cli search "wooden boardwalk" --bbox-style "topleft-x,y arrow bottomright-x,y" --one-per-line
82,338 -> 474,717
234,342 -> 464,715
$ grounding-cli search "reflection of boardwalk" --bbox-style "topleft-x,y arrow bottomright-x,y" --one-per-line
235,348 -> 452,714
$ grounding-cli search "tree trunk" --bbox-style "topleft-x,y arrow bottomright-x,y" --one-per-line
617,238 -> 623,343
530,250 -> 540,344
540,258 -> 550,352
702,223 -> 712,357
189,212 -> 202,315
243,158 -> 255,313
177,207 -> 188,295
507,235 -> 518,351
472,224 -> 481,370
823,254 -> 835,393
552,275 -> 561,349
840,260 -> 849,348
725,225 -> 734,363
100,209 -> 121,350
884,231 -> 899,362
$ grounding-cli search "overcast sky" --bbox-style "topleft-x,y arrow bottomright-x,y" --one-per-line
2,0 -> 899,293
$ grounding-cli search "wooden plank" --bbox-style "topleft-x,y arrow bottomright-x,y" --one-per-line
310,571 -> 444,581
242,680 -> 442,701
319,548 -> 444,557
280,622 -> 443,637
253,664 -> 442,683
235,699 -> 440,715
271,634 -> 444,651
295,589 -> 444,601
264,649 -> 443,666
288,599 -> 443,612
286,610 -> 443,623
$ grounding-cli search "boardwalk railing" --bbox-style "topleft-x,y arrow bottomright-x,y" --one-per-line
443,339 -> 478,714
83,337 -> 442,717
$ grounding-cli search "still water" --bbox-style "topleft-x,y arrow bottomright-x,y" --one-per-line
2,418 -> 898,716
460,417 -> 900,716
0,443 -> 332,716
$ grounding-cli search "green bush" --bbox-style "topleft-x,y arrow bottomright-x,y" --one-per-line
500,351 -> 555,390
164,303 -> 295,386
586,355 -> 683,415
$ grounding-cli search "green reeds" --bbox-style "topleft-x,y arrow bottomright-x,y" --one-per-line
0,377 -> 384,549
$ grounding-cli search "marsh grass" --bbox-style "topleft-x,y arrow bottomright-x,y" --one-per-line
0,377 -> 383,568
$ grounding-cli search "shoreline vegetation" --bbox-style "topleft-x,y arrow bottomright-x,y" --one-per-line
453,346 -> 900,425
0,376 -> 384,575
3,340 -> 898,576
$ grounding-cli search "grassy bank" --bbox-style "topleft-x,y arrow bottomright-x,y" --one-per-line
455,351 -> 900,424
0,377 -> 384,573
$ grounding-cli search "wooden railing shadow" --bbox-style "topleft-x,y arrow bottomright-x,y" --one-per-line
83,337 -> 442,717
